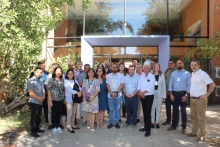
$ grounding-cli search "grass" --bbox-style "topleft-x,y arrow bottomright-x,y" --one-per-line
0,110 -> 30,134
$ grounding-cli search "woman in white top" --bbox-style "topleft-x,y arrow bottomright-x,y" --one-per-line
151,63 -> 166,129
64,69 -> 82,133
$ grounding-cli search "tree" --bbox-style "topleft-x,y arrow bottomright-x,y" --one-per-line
0,0 -> 91,115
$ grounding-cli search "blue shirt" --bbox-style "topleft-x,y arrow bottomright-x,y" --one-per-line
124,74 -> 140,95
168,69 -> 191,92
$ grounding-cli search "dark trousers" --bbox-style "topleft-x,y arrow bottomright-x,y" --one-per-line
141,95 -> 154,133
125,95 -> 138,125
42,85 -> 48,123
122,102 -> 126,116
172,92 -> 187,129
29,102 -> 42,133
51,100 -> 63,128
165,94 -> 172,122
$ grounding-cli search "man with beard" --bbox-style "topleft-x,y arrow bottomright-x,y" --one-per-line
167,59 -> 191,134
187,59 -> 215,142
106,63 -> 124,129
123,65 -> 139,128
104,60 -> 112,74
28,67 -> 45,138
138,64 -> 155,137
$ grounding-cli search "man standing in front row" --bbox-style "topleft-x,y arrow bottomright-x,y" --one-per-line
187,59 -> 215,142
28,67 -> 45,138
138,64 -> 155,137
123,65 -> 140,128
106,63 -> 124,129
167,59 -> 191,134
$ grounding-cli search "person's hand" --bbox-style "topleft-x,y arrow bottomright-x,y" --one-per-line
89,97 -> 93,102
63,101 -> 66,104
181,96 -> 187,102
166,90 -> 170,95
38,97 -> 45,103
140,92 -> 145,99
110,92 -> 117,98
199,94 -> 207,100
163,98 -> 166,100
49,101 -> 53,107
170,95 -> 175,101
127,94 -> 132,98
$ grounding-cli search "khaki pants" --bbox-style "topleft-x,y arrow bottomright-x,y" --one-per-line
190,98 -> 207,137
66,102 -> 77,128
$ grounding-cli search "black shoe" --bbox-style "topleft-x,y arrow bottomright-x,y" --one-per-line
162,121 -> 170,125
151,124 -> 154,128
144,131 -> 151,137
36,129 -> 45,133
107,124 -> 114,129
81,116 -> 83,119
139,128 -> 146,132
119,119 -> 121,122
72,127 -> 80,130
136,119 -> 140,123
115,124 -> 120,129
68,128 -> 75,133
31,132 -> 40,138
156,124 -> 160,129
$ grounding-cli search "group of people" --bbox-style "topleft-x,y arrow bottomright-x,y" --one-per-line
27,58 -> 215,143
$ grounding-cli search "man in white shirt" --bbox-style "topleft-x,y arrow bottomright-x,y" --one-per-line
138,64 -> 155,137
135,64 -> 144,123
187,59 -> 215,142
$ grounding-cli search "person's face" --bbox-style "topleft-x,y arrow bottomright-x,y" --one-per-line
68,62 -> 74,70
51,65 -> 56,73
136,65 -> 142,73
191,61 -> 200,72
55,68 -> 62,77
176,60 -> 184,70
150,61 -> 155,69
154,64 -> 160,72
88,70 -> 94,78
77,63 -> 83,70
111,65 -> 118,73
119,64 -> 125,71
132,60 -> 137,66
128,67 -> 135,76
84,66 -> 90,73
34,69 -> 43,78
97,68 -> 103,76
119,60 -> 124,64
168,61 -> 175,69
143,65 -> 150,74
38,63 -> 45,71
104,61 -> 109,67
98,64 -> 103,69
67,71 -> 74,80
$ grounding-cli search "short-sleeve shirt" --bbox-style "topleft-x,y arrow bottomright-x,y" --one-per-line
190,69 -> 213,97
27,76 -> 44,105
106,72 -> 125,97
124,74 -> 140,95
78,72 -> 87,83
48,78 -> 65,101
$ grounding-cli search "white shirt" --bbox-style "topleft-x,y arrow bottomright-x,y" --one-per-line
135,72 -> 144,77
190,69 -> 213,97
64,79 -> 81,102
138,72 -> 155,96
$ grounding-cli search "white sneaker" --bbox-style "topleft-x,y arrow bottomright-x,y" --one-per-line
52,128 -> 57,134
57,127 -> 63,133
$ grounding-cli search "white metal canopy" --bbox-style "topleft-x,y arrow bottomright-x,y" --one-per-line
81,35 -> 170,73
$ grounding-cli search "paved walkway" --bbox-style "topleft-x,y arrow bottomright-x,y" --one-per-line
14,104 -> 220,147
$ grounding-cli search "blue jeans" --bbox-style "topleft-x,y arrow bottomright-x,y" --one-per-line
125,95 -> 138,125
108,97 -> 122,125
172,92 -> 187,129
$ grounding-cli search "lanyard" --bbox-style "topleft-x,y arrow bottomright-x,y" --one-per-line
88,78 -> 94,89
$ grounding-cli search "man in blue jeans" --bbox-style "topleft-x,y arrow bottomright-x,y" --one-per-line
167,59 -> 191,134
106,63 -> 124,129
123,65 -> 139,128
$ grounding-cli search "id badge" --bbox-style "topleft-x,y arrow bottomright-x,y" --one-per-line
147,79 -> 150,82
177,78 -> 180,82
88,89 -> 91,92
155,81 -> 158,85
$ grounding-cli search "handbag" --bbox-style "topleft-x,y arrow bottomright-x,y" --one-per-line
72,79 -> 83,103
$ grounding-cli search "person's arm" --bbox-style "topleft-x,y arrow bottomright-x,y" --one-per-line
47,89 -> 52,107
182,72 -> 191,102
64,80 -> 78,95
199,82 -> 215,100
169,73 -> 175,101
28,90 -> 43,102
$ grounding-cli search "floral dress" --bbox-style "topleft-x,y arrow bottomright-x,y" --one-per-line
82,78 -> 100,113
